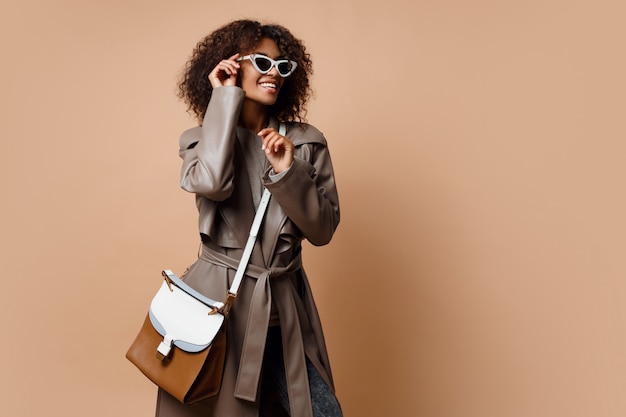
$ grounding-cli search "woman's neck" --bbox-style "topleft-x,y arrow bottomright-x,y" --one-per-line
239,99 -> 268,133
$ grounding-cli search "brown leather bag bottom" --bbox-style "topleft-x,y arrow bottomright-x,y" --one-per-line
126,314 -> 226,404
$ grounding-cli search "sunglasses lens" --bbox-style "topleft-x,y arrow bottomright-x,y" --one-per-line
277,61 -> 293,76
254,56 -> 272,72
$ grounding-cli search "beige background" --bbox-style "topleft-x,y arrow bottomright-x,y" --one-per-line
1,0 -> 625,416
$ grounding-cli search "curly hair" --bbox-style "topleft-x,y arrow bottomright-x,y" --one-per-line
178,20 -> 313,124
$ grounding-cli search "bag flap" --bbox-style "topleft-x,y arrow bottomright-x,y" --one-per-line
149,280 -> 224,353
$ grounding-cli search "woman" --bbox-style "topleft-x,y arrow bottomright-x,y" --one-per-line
156,20 -> 342,417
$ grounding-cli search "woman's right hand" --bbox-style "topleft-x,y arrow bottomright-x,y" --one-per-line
208,53 -> 240,88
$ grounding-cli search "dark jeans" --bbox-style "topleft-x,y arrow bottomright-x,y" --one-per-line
261,326 -> 343,417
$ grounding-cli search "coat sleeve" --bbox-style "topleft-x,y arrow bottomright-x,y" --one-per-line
263,131 -> 340,246
178,87 -> 245,200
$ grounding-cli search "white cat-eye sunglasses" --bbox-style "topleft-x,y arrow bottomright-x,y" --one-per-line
237,54 -> 298,78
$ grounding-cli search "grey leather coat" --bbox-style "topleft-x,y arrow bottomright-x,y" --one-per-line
155,86 -> 340,417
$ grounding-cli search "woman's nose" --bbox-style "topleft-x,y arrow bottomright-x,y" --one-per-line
267,65 -> 279,76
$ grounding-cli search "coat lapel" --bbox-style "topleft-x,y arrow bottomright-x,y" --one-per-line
217,141 -> 256,250
260,197 -> 288,266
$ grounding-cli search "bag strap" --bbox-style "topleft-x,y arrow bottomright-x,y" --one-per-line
228,187 -> 271,296
221,122 -> 286,314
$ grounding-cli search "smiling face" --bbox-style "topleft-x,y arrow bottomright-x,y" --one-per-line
239,37 -> 285,107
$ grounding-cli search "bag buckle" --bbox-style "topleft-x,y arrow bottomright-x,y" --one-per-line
156,335 -> 174,361
221,292 -> 237,316
162,271 -> 174,292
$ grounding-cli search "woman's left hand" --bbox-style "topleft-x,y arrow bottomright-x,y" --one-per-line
258,128 -> 294,174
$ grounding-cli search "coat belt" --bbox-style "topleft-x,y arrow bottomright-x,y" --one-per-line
200,245 -> 313,417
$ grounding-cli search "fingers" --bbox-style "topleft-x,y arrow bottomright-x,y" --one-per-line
258,128 -> 292,154
208,53 -> 240,88
258,128 -> 294,173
